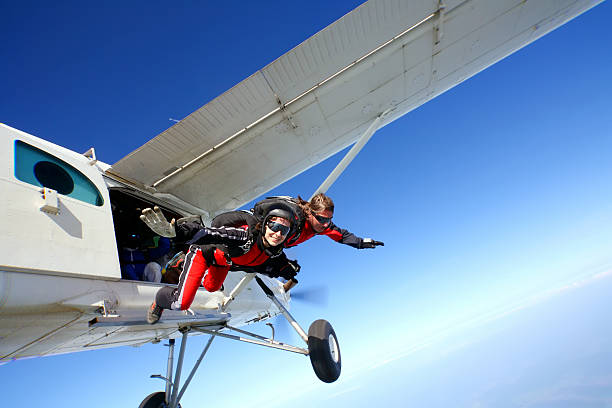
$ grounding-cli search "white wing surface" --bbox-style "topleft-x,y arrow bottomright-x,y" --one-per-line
109,0 -> 602,216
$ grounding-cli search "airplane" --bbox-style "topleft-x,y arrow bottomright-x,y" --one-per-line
0,1 -> 605,407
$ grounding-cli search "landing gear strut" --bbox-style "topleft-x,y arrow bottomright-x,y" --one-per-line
141,274 -> 341,407
141,330 -> 215,408
253,276 -> 341,382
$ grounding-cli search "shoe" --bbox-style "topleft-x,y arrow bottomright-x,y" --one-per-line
147,301 -> 163,324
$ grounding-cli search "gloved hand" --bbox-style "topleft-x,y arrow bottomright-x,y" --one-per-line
276,259 -> 301,280
360,238 -> 384,249
140,206 -> 176,238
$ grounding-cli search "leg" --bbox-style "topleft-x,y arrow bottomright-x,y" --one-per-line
172,246 -> 208,310
155,286 -> 177,310
148,245 -> 228,324
148,246 -> 208,324
202,248 -> 230,292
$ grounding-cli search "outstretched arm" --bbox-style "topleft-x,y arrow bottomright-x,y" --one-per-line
140,207 -> 206,239
141,207 -> 250,246
185,224 -> 249,246
322,222 -> 384,249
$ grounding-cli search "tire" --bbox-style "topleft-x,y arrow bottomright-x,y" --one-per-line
307,319 -> 341,383
138,392 -> 181,408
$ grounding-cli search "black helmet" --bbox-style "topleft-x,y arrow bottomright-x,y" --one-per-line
265,208 -> 293,223
262,202 -> 298,236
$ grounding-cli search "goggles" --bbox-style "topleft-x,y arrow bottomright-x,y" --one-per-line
266,220 -> 290,236
311,212 -> 332,225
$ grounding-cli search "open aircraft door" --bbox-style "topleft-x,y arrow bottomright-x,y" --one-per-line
0,124 -> 120,279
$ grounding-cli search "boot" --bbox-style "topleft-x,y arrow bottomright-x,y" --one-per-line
147,301 -> 164,324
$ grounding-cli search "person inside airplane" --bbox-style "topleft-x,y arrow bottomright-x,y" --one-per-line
146,204 -> 298,324
159,250 -> 185,284
119,233 -> 171,282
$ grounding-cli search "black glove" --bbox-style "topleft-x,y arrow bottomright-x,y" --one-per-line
360,238 -> 384,249
276,259 -> 301,280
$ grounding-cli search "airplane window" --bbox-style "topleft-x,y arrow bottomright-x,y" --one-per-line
14,140 -> 104,206
34,161 -> 74,195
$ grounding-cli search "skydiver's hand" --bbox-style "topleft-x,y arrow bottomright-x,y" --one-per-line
360,238 -> 384,249
140,206 -> 176,238
277,259 -> 301,280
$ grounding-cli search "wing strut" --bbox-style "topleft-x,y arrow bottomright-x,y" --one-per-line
310,108 -> 394,200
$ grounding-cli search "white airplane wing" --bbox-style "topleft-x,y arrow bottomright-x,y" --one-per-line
109,0 -> 602,216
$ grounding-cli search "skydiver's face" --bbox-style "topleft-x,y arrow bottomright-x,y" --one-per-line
263,216 -> 291,247
308,209 -> 333,233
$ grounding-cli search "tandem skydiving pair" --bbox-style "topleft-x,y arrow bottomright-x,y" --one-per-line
141,193 -> 383,324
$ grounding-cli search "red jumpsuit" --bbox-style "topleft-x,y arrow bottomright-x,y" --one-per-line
155,211 -> 287,311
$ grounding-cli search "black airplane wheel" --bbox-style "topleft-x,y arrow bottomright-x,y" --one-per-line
139,392 -> 181,408
307,319 -> 341,383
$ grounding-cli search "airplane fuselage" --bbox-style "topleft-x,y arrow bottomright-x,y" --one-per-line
0,123 -> 286,362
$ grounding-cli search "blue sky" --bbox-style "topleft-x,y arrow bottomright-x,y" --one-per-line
2,1 -> 612,407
